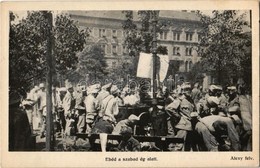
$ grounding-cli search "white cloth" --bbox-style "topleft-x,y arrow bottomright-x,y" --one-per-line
136,53 -> 153,78
37,90 -> 46,110
101,95 -> 119,121
200,115 -> 222,132
158,54 -> 169,82
62,91 -> 74,115
84,94 -> 99,113
136,53 -> 169,82
123,94 -> 140,106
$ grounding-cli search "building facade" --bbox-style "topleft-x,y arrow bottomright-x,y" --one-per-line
68,10 -> 203,74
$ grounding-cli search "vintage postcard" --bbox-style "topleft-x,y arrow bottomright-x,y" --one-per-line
1,0 -> 259,167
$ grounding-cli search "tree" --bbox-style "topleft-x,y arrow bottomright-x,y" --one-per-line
9,11 -> 88,92
196,10 -> 251,86
77,45 -> 108,83
122,10 -> 168,56
186,62 -> 206,85
121,11 -> 169,79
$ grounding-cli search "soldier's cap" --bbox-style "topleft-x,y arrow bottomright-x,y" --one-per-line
190,112 -> 199,118
76,105 -> 85,110
80,85 -> 86,91
207,96 -> 220,107
228,106 -> 240,113
87,84 -> 100,94
227,86 -> 237,91
102,83 -> 112,90
22,99 -> 35,106
39,83 -> 45,88
66,82 -> 73,89
194,82 -> 199,88
209,85 -> 222,91
128,114 -> 140,121
157,105 -> 164,110
110,85 -> 120,94
34,86 -> 40,91
165,100 -> 181,111
120,126 -> 133,135
58,87 -> 67,92
103,114 -> 115,123
181,83 -> 191,90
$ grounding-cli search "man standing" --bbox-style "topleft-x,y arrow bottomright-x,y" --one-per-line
84,84 -> 100,133
74,84 -> 86,133
62,82 -> 76,136
99,85 -> 120,124
96,83 -> 112,104
37,83 -> 46,138
9,91 -> 32,151
191,82 -> 201,105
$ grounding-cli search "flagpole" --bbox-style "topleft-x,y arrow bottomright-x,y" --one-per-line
44,11 -> 54,151
152,11 -> 159,99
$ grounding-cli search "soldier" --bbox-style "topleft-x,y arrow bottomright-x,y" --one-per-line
199,96 -> 241,151
237,86 -> 252,151
116,126 -> 141,152
166,84 -> 219,151
9,91 -> 32,151
62,82 -> 76,136
191,82 -> 201,105
21,99 -> 35,131
96,83 -> 112,104
84,84 -> 100,133
37,83 -> 47,138
74,84 -> 86,133
99,85 -> 120,124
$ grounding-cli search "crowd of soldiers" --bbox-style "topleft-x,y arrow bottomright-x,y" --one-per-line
9,79 -> 252,152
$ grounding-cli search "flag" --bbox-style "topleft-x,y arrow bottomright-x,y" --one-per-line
158,54 -> 169,82
136,52 -> 169,82
136,53 -> 153,78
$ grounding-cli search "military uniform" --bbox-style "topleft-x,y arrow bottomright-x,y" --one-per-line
118,136 -> 141,151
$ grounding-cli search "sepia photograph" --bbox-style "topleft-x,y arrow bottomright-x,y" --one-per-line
1,1 -> 259,167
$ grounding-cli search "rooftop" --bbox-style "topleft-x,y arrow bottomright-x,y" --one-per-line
67,10 -> 200,22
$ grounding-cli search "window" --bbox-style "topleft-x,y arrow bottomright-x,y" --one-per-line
112,30 -> 117,38
186,33 -> 193,41
99,29 -> 106,37
160,32 -> 163,39
173,47 -> 180,56
159,31 -> 168,40
100,44 -> 106,53
189,48 -> 192,56
123,45 -> 128,54
185,48 -> 189,56
173,32 -> 180,41
185,47 -> 192,56
185,61 -> 188,72
112,61 -> 117,67
99,29 -> 102,37
112,45 -> 117,54
189,61 -> 193,71
164,32 -> 168,40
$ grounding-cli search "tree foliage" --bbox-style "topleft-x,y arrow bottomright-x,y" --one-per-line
76,45 -> 108,82
9,11 -> 88,92
186,62 -> 206,85
122,10 -> 168,56
196,10 -> 251,86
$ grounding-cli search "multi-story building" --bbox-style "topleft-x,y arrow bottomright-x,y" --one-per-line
68,10 -> 203,75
